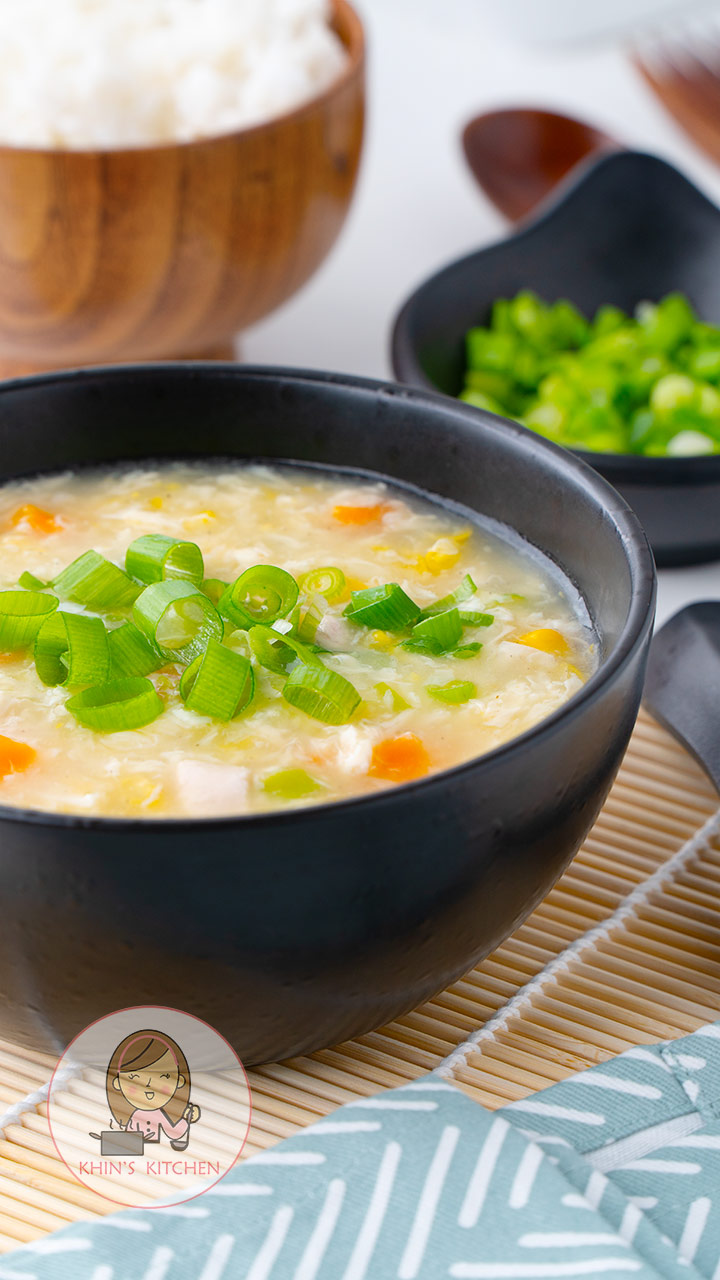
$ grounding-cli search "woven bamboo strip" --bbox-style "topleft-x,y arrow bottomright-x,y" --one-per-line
0,710 -> 715,1250
0,1211 -> 43,1244
453,841 -> 720,1098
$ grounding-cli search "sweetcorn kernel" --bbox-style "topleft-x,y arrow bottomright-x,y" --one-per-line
338,576 -> 368,603
516,628 -> 570,656
119,776 -> 163,811
424,538 -> 461,572
373,545 -> 426,572
183,510 -> 216,528
369,630 -> 396,651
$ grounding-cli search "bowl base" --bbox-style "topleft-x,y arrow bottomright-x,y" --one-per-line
0,342 -> 237,380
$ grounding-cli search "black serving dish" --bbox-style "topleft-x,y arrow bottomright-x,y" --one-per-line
0,365 -> 654,1064
392,150 -> 720,568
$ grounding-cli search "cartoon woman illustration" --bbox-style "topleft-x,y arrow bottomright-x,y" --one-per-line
105,1030 -> 201,1151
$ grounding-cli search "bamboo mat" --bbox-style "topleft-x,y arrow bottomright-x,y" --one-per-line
0,709 -> 718,1250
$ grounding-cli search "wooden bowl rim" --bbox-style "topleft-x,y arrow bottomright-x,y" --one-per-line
0,0 -> 365,160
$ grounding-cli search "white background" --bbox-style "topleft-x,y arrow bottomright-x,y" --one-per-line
244,0 -> 720,626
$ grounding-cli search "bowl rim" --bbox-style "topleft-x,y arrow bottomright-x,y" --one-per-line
0,0 -> 365,160
0,362 -> 656,832
391,148 -> 720,482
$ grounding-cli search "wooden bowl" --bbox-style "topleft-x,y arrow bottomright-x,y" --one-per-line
0,0 -> 365,378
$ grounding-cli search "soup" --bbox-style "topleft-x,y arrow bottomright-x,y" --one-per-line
0,464 -> 595,817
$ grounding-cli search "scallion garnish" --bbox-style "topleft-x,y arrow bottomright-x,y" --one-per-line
486,594 -> 525,607
126,535 -> 204,586
427,680 -> 476,704
35,612 -> 110,688
201,578 -> 228,606
375,682 -> 411,711
219,565 -> 299,630
179,638 -> 255,720
108,622 -> 163,678
8,527 -> 501,742
459,610 -> 494,627
290,597 -> 323,643
282,664 -> 360,725
344,584 -> 421,630
400,637 -> 444,656
451,642 -> 483,659
420,574 -> 477,619
0,591 -> 58,650
298,567 -> 346,604
66,677 -> 164,732
248,624 -> 322,675
18,571 -> 47,591
133,581 -> 223,663
53,551 -> 140,610
263,769 -> 325,800
409,607 -> 462,652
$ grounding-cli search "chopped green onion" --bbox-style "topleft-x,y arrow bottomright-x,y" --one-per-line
420,574 -> 477,619
400,637 -> 444,656
179,638 -> 255,720
461,290 -> 720,457
219,565 -> 299,630
451,642 -> 483,659
35,612 -> 110,688
19,571 -> 47,591
410,607 -> 462,652
202,578 -> 229,606
290,597 -> 323,643
53,551 -> 140,609
126,535 -> 204,586
459,611 -> 494,627
344,584 -> 421,630
0,591 -> 58,650
427,680 -> 476,704
248,624 -> 322,675
133,581 -> 223,663
375,682 -> 411,711
66,677 -> 163,732
263,769 -> 325,800
108,622 -> 163,678
224,628 -> 253,658
282,664 -> 360,725
298,567 -> 346,604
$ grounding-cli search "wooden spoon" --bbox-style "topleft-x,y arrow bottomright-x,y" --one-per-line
635,44 -> 720,168
462,107 -> 618,223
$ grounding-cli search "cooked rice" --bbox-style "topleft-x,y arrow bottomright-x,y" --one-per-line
0,0 -> 347,148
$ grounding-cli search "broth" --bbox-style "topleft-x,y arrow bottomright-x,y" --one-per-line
0,463 -> 595,817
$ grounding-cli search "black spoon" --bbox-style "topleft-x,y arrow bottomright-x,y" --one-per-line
643,602 -> 720,792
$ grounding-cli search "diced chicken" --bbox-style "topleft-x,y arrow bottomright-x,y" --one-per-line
175,760 -> 249,816
335,726 -> 373,775
315,615 -> 357,652
308,725 -> 373,776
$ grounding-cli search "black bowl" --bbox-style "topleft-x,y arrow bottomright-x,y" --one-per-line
392,150 -> 720,568
0,365 -> 654,1063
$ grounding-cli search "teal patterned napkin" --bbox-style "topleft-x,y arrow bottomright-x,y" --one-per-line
3,1024 -> 720,1279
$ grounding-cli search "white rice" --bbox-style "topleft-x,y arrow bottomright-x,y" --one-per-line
0,0 -> 348,149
